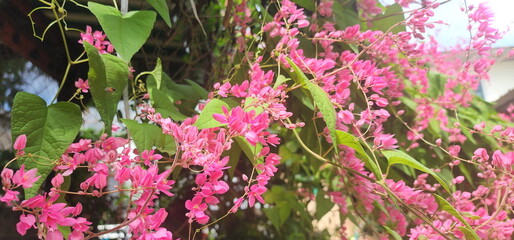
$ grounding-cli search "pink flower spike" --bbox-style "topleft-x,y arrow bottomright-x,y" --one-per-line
13,134 -> 27,151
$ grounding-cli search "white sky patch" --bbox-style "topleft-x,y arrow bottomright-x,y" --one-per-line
380,0 -> 514,49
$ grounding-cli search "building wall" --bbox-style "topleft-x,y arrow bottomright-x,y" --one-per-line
481,58 -> 514,102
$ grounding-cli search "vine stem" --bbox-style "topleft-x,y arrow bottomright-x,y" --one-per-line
285,120 -> 453,239
84,189 -> 156,240
120,0 -> 132,122
285,118 -> 375,182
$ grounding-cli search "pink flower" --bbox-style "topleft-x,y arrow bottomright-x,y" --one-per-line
318,0 -> 334,17
72,217 -> 91,232
373,134 -> 398,149
141,150 -> 163,166
491,150 -> 512,168
185,196 -> 208,213
79,26 -> 114,54
16,214 -> 36,236
46,229 -> 64,240
448,145 -> 461,158
13,134 -> 27,152
229,198 -> 244,213
0,189 -> 19,204
74,78 -> 90,93
474,121 -> 485,131
12,165 -> 40,189
338,110 -> 354,124
452,176 -> 465,184
247,184 -> 266,207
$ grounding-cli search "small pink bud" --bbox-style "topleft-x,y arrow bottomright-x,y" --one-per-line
51,173 -> 64,188
435,138 -> 442,147
491,125 -> 502,133
72,203 -> 83,216
473,122 -> 485,131
242,174 -> 249,181
1,168 -> 13,186
397,110 -> 405,115
349,103 -> 355,111
453,122 -> 460,127
452,176 -> 465,184
111,124 -> 120,132
13,134 -> 27,151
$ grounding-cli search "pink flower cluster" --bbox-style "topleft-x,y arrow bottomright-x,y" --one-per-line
79,25 -> 114,54
1,133 -> 178,239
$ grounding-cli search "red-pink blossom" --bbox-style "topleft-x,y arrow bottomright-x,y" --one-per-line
12,165 -> 40,189
16,214 -> 36,236
74,78 -> 90,93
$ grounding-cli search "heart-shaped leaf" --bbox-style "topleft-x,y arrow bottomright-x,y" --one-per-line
11,92 -> 81,199
148,87 -> 188,121
315,190 -> 335,219
146,0 -> 171,27
84,42 -> 129,135
122,119 -> 176,155
148,58 -> 163,89
194,99 -> 230,129
88,2 -> 156,62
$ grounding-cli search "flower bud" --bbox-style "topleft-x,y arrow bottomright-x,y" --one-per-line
13,134 -> 27,151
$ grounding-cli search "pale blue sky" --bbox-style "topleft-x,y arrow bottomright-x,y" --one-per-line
381,0 -> 514,49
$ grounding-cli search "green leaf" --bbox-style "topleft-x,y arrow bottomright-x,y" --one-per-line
336,130 -> 381,179
315,190 -> 334,219
263,201 -> 291,231
185,79 -> 209,99
150,58 -> 163,89
223,144 -> 242,178
148,87 -> 188,121
146,0 -> 171,27
194,99 -> 229,129
122,119 -> 176,155
88,2 -> 156,62
292,0 -> 315,11
371,4 -> 406,34
286,57 -> 338,153
243,97 -> 265,115
84,42 -> 129,135
458,227 -> 480,240
292,89 -> 315,110
382,150 -> 451,193
383,226 -> 402,240
11,92 -> 81,199
274,75 -> 291,88
234,136 -> 262,166
434,194 -> 480,240
333,2 -> 359,30
58,225 -> 71,239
